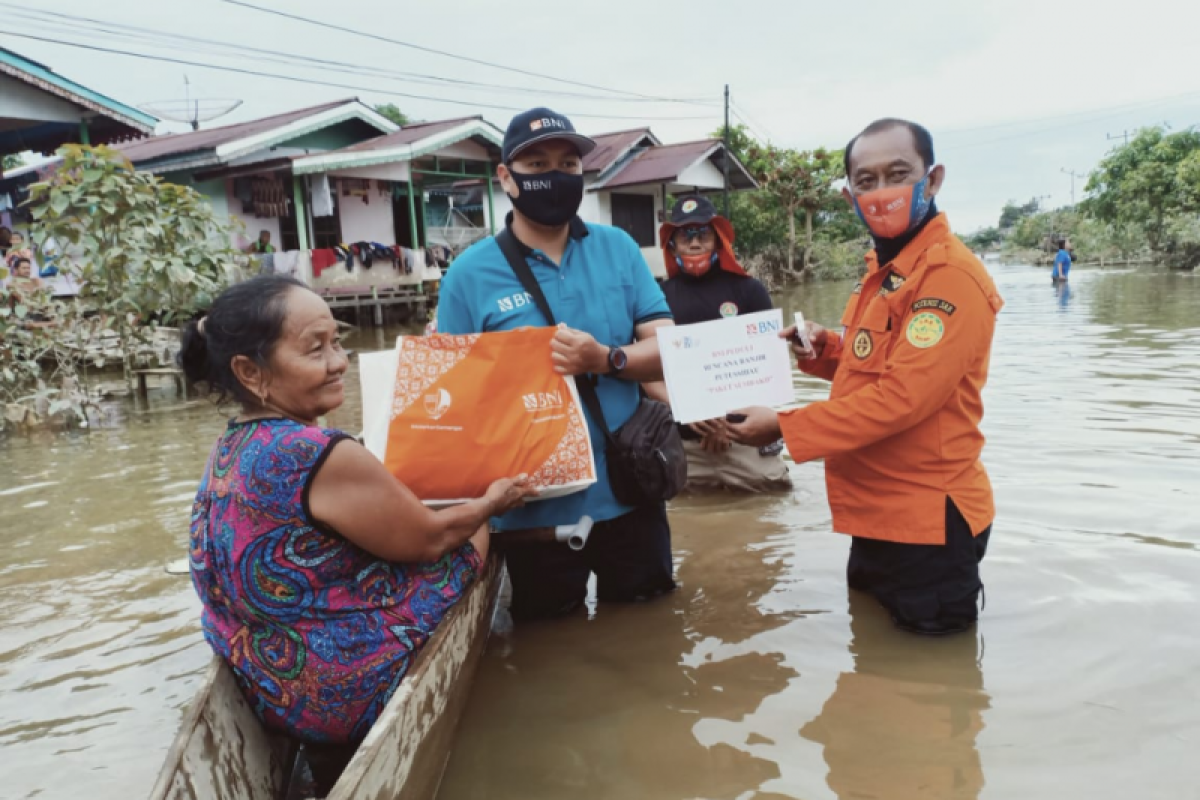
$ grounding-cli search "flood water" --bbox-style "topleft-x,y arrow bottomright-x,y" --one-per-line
1,264 -> 1198,799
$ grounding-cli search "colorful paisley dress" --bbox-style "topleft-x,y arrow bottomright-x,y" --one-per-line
189,418 -> 481,743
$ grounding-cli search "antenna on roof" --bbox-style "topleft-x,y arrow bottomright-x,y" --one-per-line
140,75 -> 243,131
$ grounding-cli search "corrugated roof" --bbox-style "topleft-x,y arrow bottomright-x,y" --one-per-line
290,116 -> 503,175
117,98 -> 356,164
594,139 -> 758,192
598,139 -> 720,188
582,128 -> 657,173
332,116 -> 483,152
0,46 -> 156,155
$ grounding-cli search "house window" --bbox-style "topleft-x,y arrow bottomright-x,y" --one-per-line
610,193 -> 656,248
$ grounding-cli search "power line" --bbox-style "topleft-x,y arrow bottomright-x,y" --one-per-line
0,31 -> 719,123
1,4 -> 720,107
730,108 -> 769,144
218,0 -> 706,105
941,99 -> 1197,152
731,99 -> 780,144
940,93 -> 1200,150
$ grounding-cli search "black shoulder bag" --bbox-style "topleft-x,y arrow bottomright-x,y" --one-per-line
495,229 -> 686,506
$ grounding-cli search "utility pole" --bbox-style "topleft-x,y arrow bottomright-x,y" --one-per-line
1061,168 -> 1081,206
722,84 -> 731,218
1107,130 -> 1130,147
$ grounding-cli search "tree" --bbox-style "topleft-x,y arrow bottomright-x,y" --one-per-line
1084,126 -> 1200,253
711,123 -> 757,163
28,145 -> 240,389
998,198 -> 1041,229
375,104 -> 411,127
744,143 -> 845,276
962,227 -> 1002,251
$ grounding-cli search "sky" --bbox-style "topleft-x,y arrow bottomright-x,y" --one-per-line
3,0 -> 1199,232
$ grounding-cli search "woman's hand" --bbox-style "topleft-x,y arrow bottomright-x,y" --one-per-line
485,475 -> 539,515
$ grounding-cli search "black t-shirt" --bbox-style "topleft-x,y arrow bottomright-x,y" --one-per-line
661,268 -> 773,325
662,268 -> 774,440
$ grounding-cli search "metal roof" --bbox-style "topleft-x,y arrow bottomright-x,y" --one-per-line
291,117 -> 505,176
581,128 -> 660,174
591,139 -> 758,192
0,46 -> 156,155
330,117 -> 487,151
117,99 -> 363,165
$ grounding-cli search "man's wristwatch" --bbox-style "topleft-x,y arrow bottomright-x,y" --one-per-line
607,345 -> 628,376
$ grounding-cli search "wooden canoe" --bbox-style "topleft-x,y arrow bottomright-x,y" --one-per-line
149,553 -> 503,800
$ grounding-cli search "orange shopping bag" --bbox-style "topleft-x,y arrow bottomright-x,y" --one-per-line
365,327 -> 597,505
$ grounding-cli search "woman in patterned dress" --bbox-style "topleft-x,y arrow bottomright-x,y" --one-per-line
178,275 -> 533,788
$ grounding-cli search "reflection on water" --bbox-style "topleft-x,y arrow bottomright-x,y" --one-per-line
1,265 -> 1198,799
800,592 -> 988,800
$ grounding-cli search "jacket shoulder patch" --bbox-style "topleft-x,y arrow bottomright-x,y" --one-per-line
911,297 -> 957,316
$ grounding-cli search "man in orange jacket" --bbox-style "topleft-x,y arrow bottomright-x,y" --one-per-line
728,118 -> 1004,635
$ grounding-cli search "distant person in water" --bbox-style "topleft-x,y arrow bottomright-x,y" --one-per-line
1053,239 -> 1072,282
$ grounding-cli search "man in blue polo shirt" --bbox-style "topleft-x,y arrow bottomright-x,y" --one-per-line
437,107 -> 677,620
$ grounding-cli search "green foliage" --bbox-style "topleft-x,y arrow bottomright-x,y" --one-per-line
713,123 -> 756,163
1002,207 -> 1150,264
998,198 -> 1041,229
743,142 -> 845,276
1083,126 -> 1200,253
0,281 -> 93,432
702,124 -> 857,285
375,104 -> 411,127
27,144 -> 239,390
3,153 -> 24,172
962,227 -> 1002,251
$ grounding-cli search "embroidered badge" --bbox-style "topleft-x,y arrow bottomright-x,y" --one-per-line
681,199 -> 699,214
852,329 -> 873,359
906,312 -> 945,348
878,272 -> 907,297
911,297 -> 957,315
719,301 -> 738,318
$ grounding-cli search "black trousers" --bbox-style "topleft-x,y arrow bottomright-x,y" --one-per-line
501,502 -> 677,621
847,498 -> 991,635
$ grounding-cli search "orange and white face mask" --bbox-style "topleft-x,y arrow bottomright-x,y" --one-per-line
851,171 -> 934,239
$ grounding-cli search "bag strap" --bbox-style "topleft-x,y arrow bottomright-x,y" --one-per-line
494,228 -> 616,442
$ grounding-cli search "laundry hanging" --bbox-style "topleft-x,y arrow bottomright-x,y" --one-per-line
311,175 -> 334,217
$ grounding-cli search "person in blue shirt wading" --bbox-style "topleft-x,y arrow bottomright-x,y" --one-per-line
1053,238 -> 1072,282
437,107 -> 678,620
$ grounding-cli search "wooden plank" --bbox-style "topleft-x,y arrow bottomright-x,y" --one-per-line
327,554 -> 503,800
150,554 -> 502,800
148,659 -> 290,800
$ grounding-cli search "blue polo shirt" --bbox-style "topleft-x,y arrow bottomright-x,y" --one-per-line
437,217 -> 672,530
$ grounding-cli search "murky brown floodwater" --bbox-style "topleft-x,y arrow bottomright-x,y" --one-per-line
1,264 -> 1197,799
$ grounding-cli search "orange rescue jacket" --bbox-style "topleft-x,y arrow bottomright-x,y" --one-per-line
780,214 -> 1004,545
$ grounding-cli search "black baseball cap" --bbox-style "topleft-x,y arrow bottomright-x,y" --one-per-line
669,194 -> 719,226
502,107 -> 597,164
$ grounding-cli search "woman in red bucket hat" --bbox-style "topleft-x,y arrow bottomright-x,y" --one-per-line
645,194 -> 792,493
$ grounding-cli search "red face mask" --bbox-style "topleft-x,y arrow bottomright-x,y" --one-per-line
851,172 -> 934,239
679,252 -> 715,277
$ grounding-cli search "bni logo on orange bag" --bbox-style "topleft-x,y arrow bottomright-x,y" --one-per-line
384,328 -> 596,503
423,389 -> 452,420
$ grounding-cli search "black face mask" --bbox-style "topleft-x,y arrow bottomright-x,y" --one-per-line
507,168 -> 584,228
